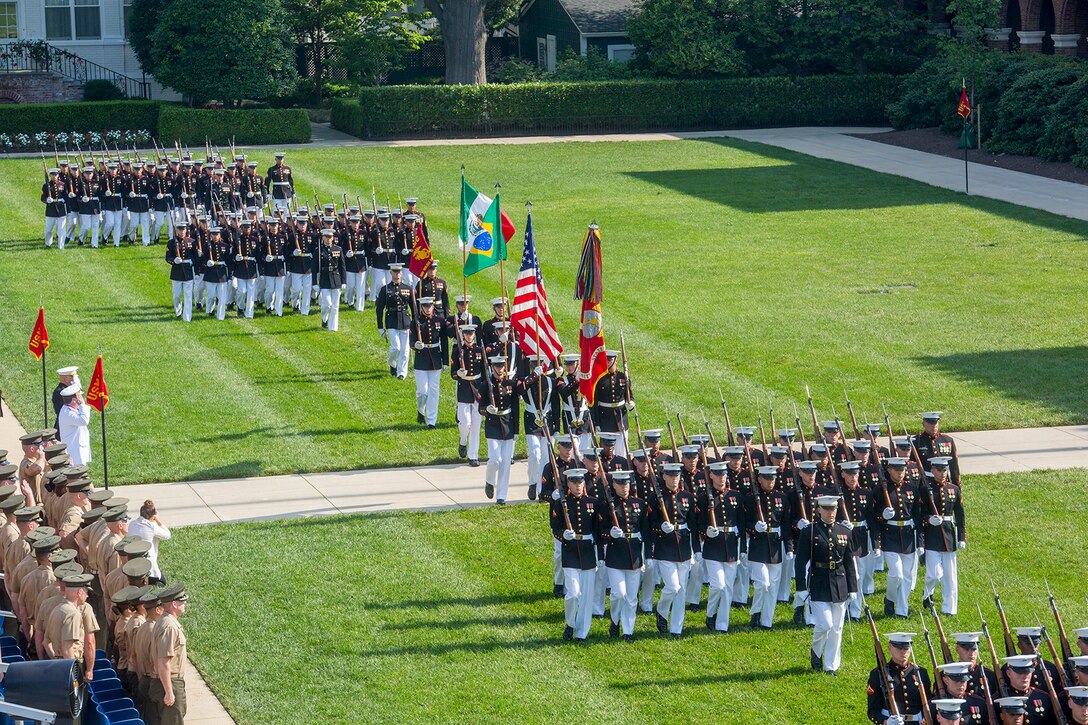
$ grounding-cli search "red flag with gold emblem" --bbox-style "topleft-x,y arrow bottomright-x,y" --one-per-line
408,225 -> 434,279
28,306 -> 48,360
575,224 -> 607,404
957,82 -> 971,119
86,355 -> 109,413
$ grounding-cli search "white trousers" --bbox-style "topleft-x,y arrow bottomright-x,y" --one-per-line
151,210 -> 174,241
102,210 -> 122,246
45,217 -> 68,248
66,211 -> 79,239
205,282 -> 228,320
686,554 -> 704,605
525,434 -> 548,489
344,270 -> 366,310
563,567 -> 596,639
639,558 -> 659,612
414,369 -> 440,424
858,550 -> 877,599
884,550 -> 918,616
552,539 -> 563,586
655,559 -> 691,634
289,273 -> 312,314
130,212 -> 151,246
235,278 -> 257,318
732,557 -> 751,604
607,567 -> 641,635
749,561 -> 783,627
264,276 -> 286,315
593,561 -> 607,616
810,600 -> 848,672
78,213 -> 100,247
923,550 -> 958,615
793,588 -> 813,625
776,543 -> 793,601
171,280 -> 193,322
369,268 -> 390,300
457,402 -> 482,461
194,274 -> 205,309
273,198 -> 291,214
705,559 -> 739,631
486,438 -> 514,501
387,329 -> 410,377
319,288 -> 341,330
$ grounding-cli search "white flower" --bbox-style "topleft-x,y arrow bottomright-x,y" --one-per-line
15,133 -> 30,146
55,132 -> 68,144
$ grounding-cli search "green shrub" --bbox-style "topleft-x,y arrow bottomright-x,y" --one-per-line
341,75 -> 899,138
82,80 -> 127,102
490,58 -> 547,84
157,107 -> 311,145
0,100 -> 160,135
987,64 -> 1087,157
1037,75 -> 1088,162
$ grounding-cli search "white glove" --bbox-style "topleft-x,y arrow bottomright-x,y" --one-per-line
81,195 -> 90,202
375,246 -> 385,253
610,526 -> 623,539
882,507 -> 896,520
181,192 -> 188,199
206,260 -> 214,268
918,548 -> 926,558
311,284 -> 319,294
841,521 -> 854,531
346,250 -> 354,257
499,333 -> 509,343
68,192 -> 75,198
129,192 -> 136,198
958,541 -> 966,551
247,192 -> 254,198
786,552 -> 795,561
740,553 -> 748,563
156,193 -> 163,200
887,716 -> 905,725
551,489 -> 560,501
265,254 -> 274,262
849,592 -> 858,601
873,548 -> 881,557
562,529 -> 575,541
486,405 -> 498,415
414,341 -> 424,350
706,526 -> 720,538
46,197 -> 54,203
797,518 -> 810,530
626,401 -> 636,410
533,366 -> 543,377
457,368 -> 468,378
104,190 -> 111,197
661,521 -> 675,534
293,249 -> 301,257
928,515 -> 942,527
174,256 -> 183,264
755,520 -> 769,533
235,254 -> 243,262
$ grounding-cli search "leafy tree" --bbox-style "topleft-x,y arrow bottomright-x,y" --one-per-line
628,0 -> 747,77
422,0 -> 520,84
128,0 -> 169,74
151,0 -> 298,105
336,2 -> 430,86
791,0 -> 926,74
283,0 -> 343,101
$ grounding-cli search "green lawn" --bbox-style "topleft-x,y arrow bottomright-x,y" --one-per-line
161,468 -> 1088,724
2,139 -> 1088,484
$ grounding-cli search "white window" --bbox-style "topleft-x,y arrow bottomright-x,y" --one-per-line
45,0 -> 100,40
0,2 -> 16,38
608,44 -> 636,63
123,0 -> 131,37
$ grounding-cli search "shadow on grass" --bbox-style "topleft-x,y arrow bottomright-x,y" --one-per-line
363,590 -> 553,612
915,346 -> 1088,421
252,370 -> 388,384
610,664 -> 811,689
188,459 -> 266,480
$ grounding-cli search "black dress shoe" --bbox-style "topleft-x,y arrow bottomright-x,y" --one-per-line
750,613 -> 761,629
469,459 -> 480,468
563,626 -> 573,641
622,634 -> 634,643
266,307 -> 273,314
825,669 -> 837,676
321,319 -> 327,328
884,598 -> 895,616
240,309 -> 247,318
418,411 -> 425,424
485,483 -> 494,499
794,606 -> 805,625
458,444 -> 467,459
390,366 -> 396,376
687,603 -> 700,612
656,613 -> 668,633
706,615 -> 716,630
553,584 -> 564,598
811,649 -> 823,671
670,633 -> 682,640
427,424 -> 436,430
496,499 -> 505,505
609,622 -> 619,638
528,484 -> 537,501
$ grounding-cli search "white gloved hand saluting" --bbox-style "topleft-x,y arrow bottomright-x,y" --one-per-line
562,529 -> 575,541
882,507 -> 896,521
661,521 -> 675,535
610,526 -> 624,539
706,526 -> 720,538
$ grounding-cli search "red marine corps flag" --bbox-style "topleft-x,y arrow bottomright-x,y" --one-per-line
575,223 -> 607,405
86,347 -> 112,488
957,80 -> 971,119
407,223 -> 434,279
29,302 -> 50,426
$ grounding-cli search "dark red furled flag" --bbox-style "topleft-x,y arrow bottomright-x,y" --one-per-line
28,306 -> 48,360
408,225 -> 434,279
86,355 -> 109,413
957,82 -> 971,120
575,224 -> 607,405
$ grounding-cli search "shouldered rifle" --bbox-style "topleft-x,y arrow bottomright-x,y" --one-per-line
794,403 -> 809,459
1037,616 -> 1070,690
666,409 -> 680,461
882,403 -> 895,457
784,431 -> 809,522
921,612 -> 946,697
1046,578 -> 1075,682
758,415 -> 769,459
907,431 -> 941,517
865,604 -> 901,721
806,385 -> 821,442
41,151 -> 48,182
676,412 -> 690,445
586,411 -> 601,450
1035,618 -> 1069,724
991,578 -> 1016,657
768,400 -> 777,444
909,649 -> 935,725
979,602 -> 1010,698
698,433 -> 717,529
719,388 -> 735,446
929,604 -> 953,664
633,405 -> 670,524
743,432 -> 766,524
845,389 -> 861,439
619,331 -> 633,407
832,405 -> 855,462
702,412 -> 722,462
976,647 -> 999,725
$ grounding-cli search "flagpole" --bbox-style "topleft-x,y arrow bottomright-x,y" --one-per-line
98,344 -> 108,490
528,201 -> 543,423
495,182 -> 508,374
461,164 -> 468,308
39,297 -> 48,428
964,116 -> 969,195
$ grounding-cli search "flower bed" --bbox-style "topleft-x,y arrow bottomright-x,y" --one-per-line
0,129 -> 153,153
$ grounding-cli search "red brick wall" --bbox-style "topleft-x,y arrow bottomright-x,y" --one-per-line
0,72 -> 82,104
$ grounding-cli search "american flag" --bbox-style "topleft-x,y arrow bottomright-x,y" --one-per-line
511,211 -> 563,361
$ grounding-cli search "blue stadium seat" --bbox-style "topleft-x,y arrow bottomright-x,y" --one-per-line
0,636 -> 18,647
94,658 -> 115,670
89,675 -> 121,691
1,655 -> 24,664
108,721 -> 144,725
102,708 -> 140,723
101,697 -> 135,712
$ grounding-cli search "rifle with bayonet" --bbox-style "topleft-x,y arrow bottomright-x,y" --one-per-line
719,388 -> 735,446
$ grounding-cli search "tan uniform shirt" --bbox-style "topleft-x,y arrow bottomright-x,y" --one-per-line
4,537 -> 29,587
114,612 -> 132,670
84,520 -> 110,573
48,493 -> 69,531
18,564 -> 54,626
19,457 -> 43,507
120,612 -> 145,671
154,613 -> 186,679
7,546 -> 35,604
34,588 -> 63,642
97,531 -> 123,578
103,566 -> 128,610
132,615 -> 162,677
0,522 -> 20,572
51,601 -> 98,660
58,505 -> 85,540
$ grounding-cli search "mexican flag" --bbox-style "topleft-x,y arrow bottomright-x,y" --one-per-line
459,177 -> 516,251
461,181 -> 512,277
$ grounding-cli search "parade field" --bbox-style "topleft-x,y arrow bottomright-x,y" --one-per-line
161,467 -> 1087,724
2,138 -> 1088,485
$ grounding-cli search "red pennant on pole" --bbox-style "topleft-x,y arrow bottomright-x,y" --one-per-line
28,306 -> 49,361
86,355 -> 109,413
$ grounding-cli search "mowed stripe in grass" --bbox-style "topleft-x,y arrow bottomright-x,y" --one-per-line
162,468 -> 1088,724
2,139 -> 1088,484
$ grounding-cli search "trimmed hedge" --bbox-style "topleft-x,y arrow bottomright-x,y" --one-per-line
0,100 -> 161,135
158,106 -> 311,146
333,76 -> 902,138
